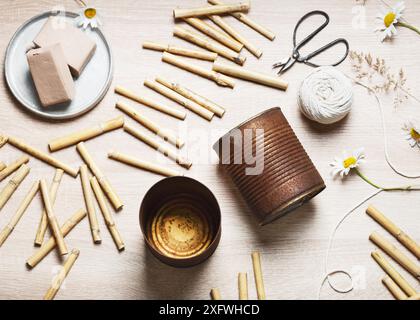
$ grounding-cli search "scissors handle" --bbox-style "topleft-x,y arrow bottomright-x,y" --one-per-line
299,38 -> 350,67
293,10 -> 330,51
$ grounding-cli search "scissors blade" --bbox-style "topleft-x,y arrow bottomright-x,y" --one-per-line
277,57 -> 297,75
272,56 -> 291,69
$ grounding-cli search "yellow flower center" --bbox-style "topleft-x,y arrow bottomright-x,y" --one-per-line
84,8 -> 96,19
410,128 -> 420,140
384,12 -> 396,28
343,157 -> 357,169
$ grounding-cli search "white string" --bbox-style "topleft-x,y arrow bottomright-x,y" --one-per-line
298,67 -> 353,124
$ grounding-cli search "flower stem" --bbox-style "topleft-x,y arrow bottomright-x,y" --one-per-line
397,21 -> 420,36
354,169 -> 416,191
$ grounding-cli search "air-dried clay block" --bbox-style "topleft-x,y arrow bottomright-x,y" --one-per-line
33,17 -> 97,77
27,44 -> 75,107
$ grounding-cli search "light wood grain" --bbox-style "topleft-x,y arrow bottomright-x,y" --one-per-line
0,0 -> 420,300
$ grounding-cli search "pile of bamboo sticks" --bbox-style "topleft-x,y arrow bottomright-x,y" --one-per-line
366,205 -> 420,300
210,251 -> 266,300
143,0 -> 288,91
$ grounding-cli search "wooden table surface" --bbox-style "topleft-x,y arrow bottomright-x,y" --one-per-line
0,0 -> 419,300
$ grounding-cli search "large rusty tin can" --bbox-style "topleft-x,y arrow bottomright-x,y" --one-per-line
213,107 -> 325,225
139,176 -> 221,268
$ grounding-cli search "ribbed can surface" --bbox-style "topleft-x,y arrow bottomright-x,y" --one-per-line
213,107 -> 325,225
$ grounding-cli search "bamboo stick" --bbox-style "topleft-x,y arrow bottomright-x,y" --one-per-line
48,116 -> 124,152
406,293 -> 420,300
80,165 -> 101,244
369,232 -> 420,279
115,85 -> 186,120
34,169 -> 64,246
26,209 -> 86,268
162,52 -> 235,88
76,142 -> 123,211
251,251 -> 266,300
371,250 -> 417,297
44,249 -> 80,300
173,26 -> 246,65
108,151 -> 182,177
155,77 -> 225,118
210,288 -> 221,300
0,161 -> 5,172
0,181 -> 39,247
116,101 -> 185,148
144,79 -> 214,121
208,0 -> 276,40
123,123 -> 192,169
0,135 -> 7,148
6,136 -> 78,177
184,17 -> 243,52
0,155 -> 30,182
40,179 -> 68,256
213,61 -> 288,90
90,177 -> 125,251
209,15 -> 263,58
367,205 -> 420,260
143,41 -> 218,61
382,276 -> 408,300
238,272 -> 248,300
0,164 -> 30,210
173,2 -> 250,19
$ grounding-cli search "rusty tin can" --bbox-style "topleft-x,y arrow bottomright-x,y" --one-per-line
139,176 -> 222,267
213,107 -> 325,225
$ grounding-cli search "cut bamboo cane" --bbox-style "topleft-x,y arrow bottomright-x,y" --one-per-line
143,41 -> 218,61
80,165 -> 101,244
34,169 -> 64,246
371,250 -> 417,297
367,205 -> 420,260
123,123 -> 192,169
210,288 -> 221,300
213,61 -> 288,90
208,0 -> 276,41
0,135 -> 7,148
238,272 -> 248,300
173,2 -> 250,19
115,101 -> 185,148
108,151 -> 182,177
90,177 -> 125,251
174,26 -> 246,65
162,52 -> 235,88
0,161 -> 5,172
44,249 -> 80,300
369,232 -> 420,279
26,209 -> 86,268
76,142 -> 123,211
184,17 -> 243,52
0,164 -> 30,210
6,136 -> 78,177
209,15 -> 263,58
0,181 -> 39,247
155,77 -> 225,117
48,116 -> 124,152
251,251 -> 266,300
0,155 -> 30,182
115,85 -> 186,120
40,179 -> 68,256
382,276 -> 408,300
407,293 -> 420,300
144,79 -> 214,121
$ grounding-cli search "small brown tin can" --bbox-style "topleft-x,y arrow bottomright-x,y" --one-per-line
213,107 -> 325,226
139,176 -> 221,267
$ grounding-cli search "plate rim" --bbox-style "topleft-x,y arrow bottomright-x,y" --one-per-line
4,10 -> 114,121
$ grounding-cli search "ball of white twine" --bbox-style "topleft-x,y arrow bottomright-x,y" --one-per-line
298,66 -> 353,125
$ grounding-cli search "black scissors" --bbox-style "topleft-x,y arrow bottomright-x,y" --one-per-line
273,10 -> 349,75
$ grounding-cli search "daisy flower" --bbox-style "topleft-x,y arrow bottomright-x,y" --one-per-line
76,6 -> 102,30
375,2 -> 405,41
330,148 -> 365,178
402,120 -> 420,148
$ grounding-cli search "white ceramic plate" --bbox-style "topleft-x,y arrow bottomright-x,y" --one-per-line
4,11 -> 113,120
